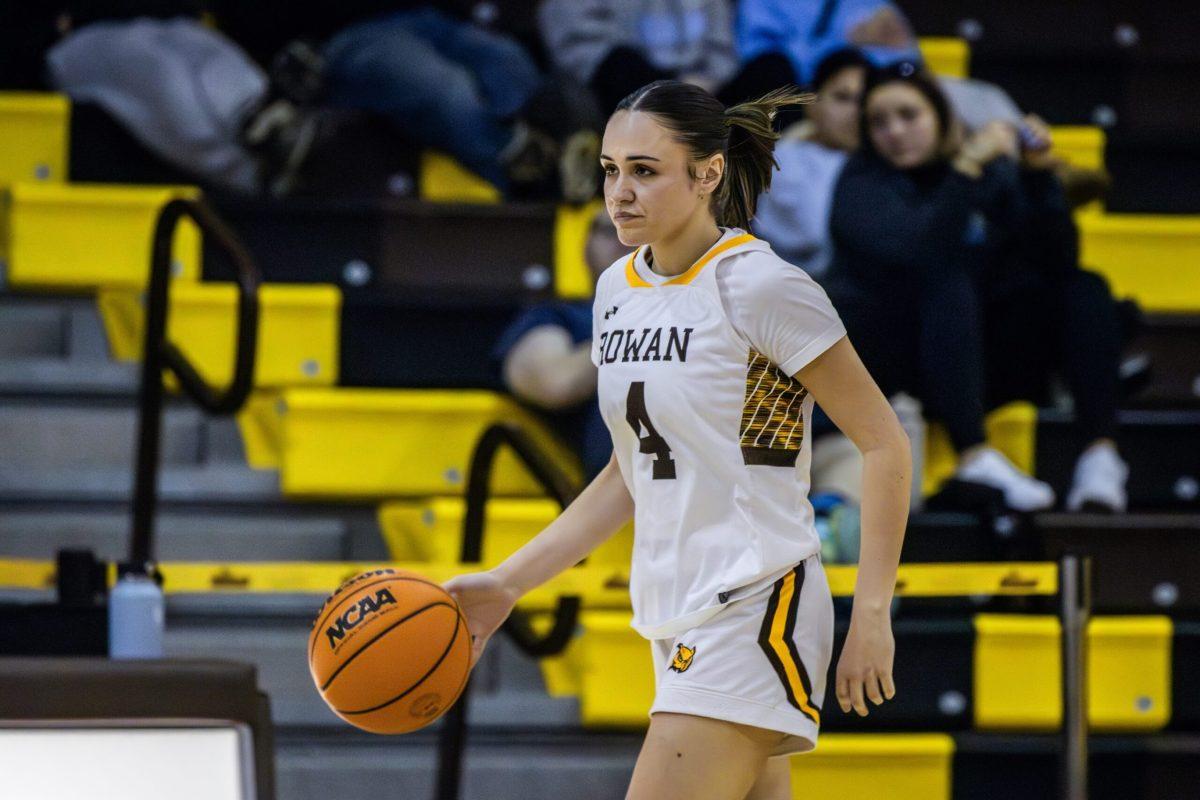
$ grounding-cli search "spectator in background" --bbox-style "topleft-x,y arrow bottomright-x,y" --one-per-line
824,64 -> 1129,512
494,207 -> 629,478
537,0 -> 799,114
736,0 -> 1110,207
735,0 -> 919,86
753,48 -> 869,279
318,4 -> 600,201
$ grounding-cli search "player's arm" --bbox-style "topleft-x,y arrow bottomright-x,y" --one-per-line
444,452 -> 632,663
795,336 -> 911,716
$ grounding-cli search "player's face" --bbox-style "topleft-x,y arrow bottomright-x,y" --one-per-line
811,66 -> 865,151
864,82 -> 941,169
600,110 -> 708,246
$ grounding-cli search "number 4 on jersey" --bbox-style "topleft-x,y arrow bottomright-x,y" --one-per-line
625,382 -> 676,480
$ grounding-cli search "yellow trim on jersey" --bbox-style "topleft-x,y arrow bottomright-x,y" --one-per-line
625,248 -> 652,288
624,233 -> 758,288
665,232 -> 757,286
769,570 -> 822,724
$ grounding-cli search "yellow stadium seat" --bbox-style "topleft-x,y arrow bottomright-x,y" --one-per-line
237,388 -> 583,497
973,614 -> 1172,731
790,734 -> 954,800
1078,210 -> 1200,312
419,150 -> 502,204
553,200 -> 605,300
922,402 -> 1037,497
572,610 -> 656,727
1050,126 -> 1106,172
378,497 -> 632,568
918,38 -> 970,78
0,93 -> 69,185
97,283 -> 341,388
7,182 -> 201,290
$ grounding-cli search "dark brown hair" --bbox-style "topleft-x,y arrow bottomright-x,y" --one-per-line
614,80 -> 812,230
859,61 -> 958,163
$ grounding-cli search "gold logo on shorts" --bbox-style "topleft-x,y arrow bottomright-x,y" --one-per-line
669,643 -> 695,673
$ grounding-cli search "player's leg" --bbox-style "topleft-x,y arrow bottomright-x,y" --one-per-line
743,757 -> 792,800
625,711 -> 784,800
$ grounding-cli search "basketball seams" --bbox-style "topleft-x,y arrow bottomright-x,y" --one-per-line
308,575 -> 447,661
319,600 -> 457,692
340,607 -> 469,716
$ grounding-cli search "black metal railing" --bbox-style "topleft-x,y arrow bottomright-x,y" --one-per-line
436,423 -> 584,800
128,198 -> 261,569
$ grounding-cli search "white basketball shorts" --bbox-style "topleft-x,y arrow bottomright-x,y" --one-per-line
648,552 -> 834,757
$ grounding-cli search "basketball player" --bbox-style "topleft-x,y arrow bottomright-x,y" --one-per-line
445,80 -> 910,800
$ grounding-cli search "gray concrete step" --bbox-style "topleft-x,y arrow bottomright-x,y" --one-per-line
0,506 -> 374,562
274,729 -> 640,800
0,393 -> 275,502
165,596 -> 579,730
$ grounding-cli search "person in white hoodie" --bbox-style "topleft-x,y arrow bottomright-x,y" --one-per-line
445,80 -> 910,800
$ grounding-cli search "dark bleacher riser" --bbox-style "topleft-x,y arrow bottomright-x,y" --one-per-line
1036,410 -> 1200,510
1037,514 -> 1200,616
209,196 -> 558,301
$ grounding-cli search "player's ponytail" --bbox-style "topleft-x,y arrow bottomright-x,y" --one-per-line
719,88 -> 812,230
614,81 -> 812,230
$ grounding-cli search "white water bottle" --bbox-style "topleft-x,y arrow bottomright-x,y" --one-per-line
109,565 -> 165,659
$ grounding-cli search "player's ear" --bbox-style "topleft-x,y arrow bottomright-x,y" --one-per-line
696,153 -> 724,194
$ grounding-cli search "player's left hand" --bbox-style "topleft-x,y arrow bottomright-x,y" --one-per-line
834,610 -> 896,716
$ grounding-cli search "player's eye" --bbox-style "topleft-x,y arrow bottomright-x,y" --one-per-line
602,164 -> 617,176
634,165 -> 654,176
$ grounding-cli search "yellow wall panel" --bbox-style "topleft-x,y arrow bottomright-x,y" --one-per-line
8,183 -> 201,290
791,734 -> 954,800
98,283 -> 340,388
1079,211 -> 1200,312
259,388 -> 583,497
0,93 -> 69,184
919,38 -> 970,78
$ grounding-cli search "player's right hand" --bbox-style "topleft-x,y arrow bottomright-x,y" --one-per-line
442,571 -> 520,667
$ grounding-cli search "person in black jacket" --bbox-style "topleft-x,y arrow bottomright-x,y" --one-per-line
824,63 -> 1128,512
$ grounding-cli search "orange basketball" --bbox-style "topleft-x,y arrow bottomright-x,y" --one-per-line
308,568 -> 471,734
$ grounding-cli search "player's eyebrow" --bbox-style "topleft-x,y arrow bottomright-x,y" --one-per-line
599,154 -> 662,163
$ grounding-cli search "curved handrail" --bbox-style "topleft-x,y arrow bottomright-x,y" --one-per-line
129,198 -> 262,567
460,422 -> 582,656
437,422 -> 586,800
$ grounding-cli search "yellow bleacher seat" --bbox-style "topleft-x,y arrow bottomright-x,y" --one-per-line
419,151 -> 502,204
1078,210 -> 1200,312
236,388 -> 583,497
1050,126 -> 1106,172
97,283 -> 341,388
554,200 -> 606,300
0,93 -> 69,185
7,182 -> 201,290
791,734 -> 954,800
378,497 -> 632,568
922,402 -> 1037,497
973,614 -> 1172,731
918,37 -> 970,78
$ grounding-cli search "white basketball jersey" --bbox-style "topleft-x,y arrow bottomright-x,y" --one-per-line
592,228 -> 846,639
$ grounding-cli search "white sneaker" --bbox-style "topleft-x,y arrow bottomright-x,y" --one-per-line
1066,442 -> 1129,512
956,447 -> 1057,512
